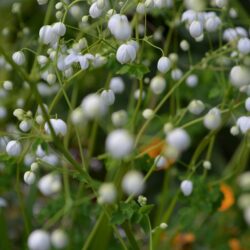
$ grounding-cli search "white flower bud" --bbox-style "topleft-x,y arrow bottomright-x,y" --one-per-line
138,195 -> 147,206
237,172 -> 250,190
205,16 -> 221,32
6,140 -> 22,157
13,108 -> 25,120
92,54 -> 107,68
78,38 -> 88,50
116,43 -> 136,64
19,120 -> 32,132
110,77 -> 125,93
237,38 -> 250,55
55,2 -> 63,10
236,116 -> 250,134
31,162 -> 39,172
24,171 -> 36,185
46,73 -> 57,85
157,56 -> 171,73
215,0 -> 227,8
145,0 -> 154,8
37,0 -> 48,5
169,53 -> 178,63
97,0 -> 105,9
98,183 -> 117,204
188,100 -> 205,115
100,89 -> 115,106
136,3 -> 146,14
171,68 -> 183,80
0,107 -> 7,119
122,170 -> 144,196
71,107 -> 85,125
230,65 -> 250,87
39,25 -> 58,45
154,155 -> 167,169
134,89 -> 145,100
108,14 -> 131,40
159,223 -> 168,229
106,129 -> 134,158
56,11 -> 63,20
166,128 -> 190,152
184,0 -> 205,11
229,8 -> 237,18
44,118 -> 67,136
111,110 -> 128,127
89,2 -> 103,18
64,67 -> 73,78
69,5 -> 82,20
0,197 -> 7,207
186,74 -> 198,87
230,126 -> 239,136
82,15 -> 89,23
106,9 -> 116,18
42,154 -> 58,166
163,122 -> 173,134
154,0 -> 168,8
81,94 -> 107,119
38,174 -> 61,196
36,115 -> 44,125
28,230 -> 50,250
238,194 -> 250,209
52,22 -> 66,37
203,160 -> 212,170
37,55 -> 48,66
142,109 -> 154,120
51,229 -> 68,249
203,108 -> 221,130
189,20 -> 203,38
3,80 -> 13,91
180,180 -> 193,196
36,145 -> 46,158
12,51 -> 25,65
244,207 -> 250,226
245,97 -> 250,111
150,75 -> 166,95
180,40 -> 190,51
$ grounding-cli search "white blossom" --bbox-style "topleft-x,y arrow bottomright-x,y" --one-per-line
81,94 -> 107,119
24,171 -> 36,185
98,183 -> 117,204
167,128 -> 190,152
116,43 -> 137,64
12,51 -> 25,65
122,170 -> 144,195
203,108 -> 221,130
108,14 -> 131,40
150,75 -> 166,95
106,129 -> 134,158
51,229 -> 68,249
28,230 -> 50,250
180,180 -> 193,196
6,140 -> 22,157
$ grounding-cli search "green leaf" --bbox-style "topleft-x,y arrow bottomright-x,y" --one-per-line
208,87 -> 221,99
111,201 -> 139,225
138,204 -> 155,215
116,64 -> 149,79
139,215 -> 150,233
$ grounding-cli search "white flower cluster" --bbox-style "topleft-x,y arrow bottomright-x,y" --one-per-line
181,10 -> 221,40
28,228 -> 68,250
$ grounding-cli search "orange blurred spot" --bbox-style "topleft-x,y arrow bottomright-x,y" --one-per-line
172,233 -> 195,249
229,238 -> 243,250
140,138 -> 165,158
218,183 -> 235,212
